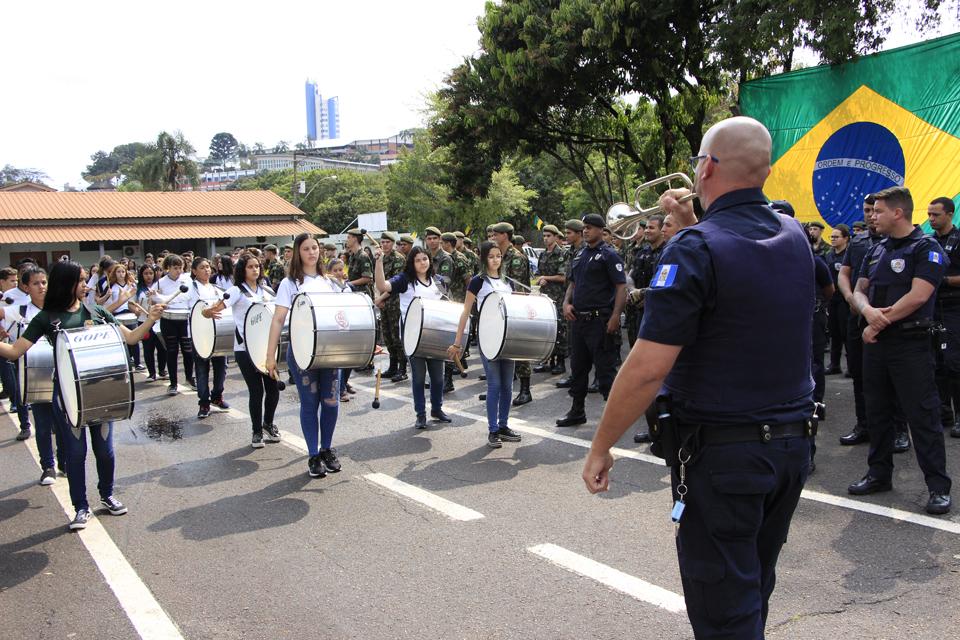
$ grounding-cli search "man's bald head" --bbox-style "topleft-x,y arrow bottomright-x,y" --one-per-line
695,116 -> 772,209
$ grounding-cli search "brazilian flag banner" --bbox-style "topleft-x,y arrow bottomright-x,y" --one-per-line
740,33 -> 960,229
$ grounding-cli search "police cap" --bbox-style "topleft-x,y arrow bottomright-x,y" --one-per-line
541,224 -> 560,236
491,222 -> 514,234
441,232 -> 458,243
380,231 -> 399,242
581,213 -> 606,229
769,200 -> 796,218
424,226 -> 442,237
564,219 -> 584,232
399,234 -> 415,244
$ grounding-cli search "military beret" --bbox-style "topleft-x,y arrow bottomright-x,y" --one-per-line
441,232 -> 458,243
424,226 -> 442,237
282,243 -> 293,250
453,231 -> 465,238
581,213 -> 606,229
263,244 -> 278,253
541,224 -> 560,236
807,220 -> 825,229
491,222 -> 514,234
346,228 -> 364,238
769,200 -> 796,218
380,231 -> 399,242
852,221 -> 867,230
323,243 -> 337,251
512,235 -> 525,245
463,237 -> 473,246
486,224 -> 495,233
399,234 -> 415,244
564,219 -> 584,232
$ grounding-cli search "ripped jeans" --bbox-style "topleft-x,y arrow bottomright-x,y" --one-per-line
286,347 -> 339,457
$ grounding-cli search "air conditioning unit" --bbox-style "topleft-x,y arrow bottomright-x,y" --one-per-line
123,245 -> 137,258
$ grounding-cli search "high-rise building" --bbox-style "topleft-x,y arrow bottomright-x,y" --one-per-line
305,79 -> 341,142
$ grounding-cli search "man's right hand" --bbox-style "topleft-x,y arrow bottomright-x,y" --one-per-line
863,305 -> 892,331
659,188 -> 697,228
563,303 -> 576,321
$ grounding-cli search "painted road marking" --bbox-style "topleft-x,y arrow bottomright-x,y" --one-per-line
528,543 -> 686,613
362,472 -> 484,521
5,416 -> 184,640
802,489 -> 960,535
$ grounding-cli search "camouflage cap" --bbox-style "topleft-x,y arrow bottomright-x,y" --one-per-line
453,231 -> 465,238
485,224 -> 495,233
491,222 -> 514,234
512,235 -> 525,245
399,234 -> 415,244
346,228 -> 364,238
441,232 -> 458,243
424,226 -> 442,237
541,224 -> 560,236
380,231 -> 399,242
564,219 -> 585,232
463,237 -> 474,246
323,242 -> 337,251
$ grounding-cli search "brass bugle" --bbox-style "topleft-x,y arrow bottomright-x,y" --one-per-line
607,172 -> 698,241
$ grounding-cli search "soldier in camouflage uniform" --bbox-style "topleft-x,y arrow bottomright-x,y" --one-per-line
490,222 -> 534,406
455,231 -> 480,277
441,232 -> 473,390
556,219 -> 584,389
460,234 -> 482,351
378,232 -> 408,381
423,226 -> 456,392
346,229 -> 376,372
534,224 -> 569,375
622,225 -> 647,351
262,244 -> 287,293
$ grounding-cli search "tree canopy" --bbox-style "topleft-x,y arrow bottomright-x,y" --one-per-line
208,132 -> 240,169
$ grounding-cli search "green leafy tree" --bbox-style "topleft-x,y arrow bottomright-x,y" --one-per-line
208,132 -> 239,169
125,131 -> 199,191
273,141 -> 290,153
0,164 -> 51,187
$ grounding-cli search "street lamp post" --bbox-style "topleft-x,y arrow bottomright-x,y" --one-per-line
295,174 -> 338,208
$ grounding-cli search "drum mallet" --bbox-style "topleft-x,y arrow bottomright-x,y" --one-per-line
162,284 -> 190,305
372,367 -> 382,409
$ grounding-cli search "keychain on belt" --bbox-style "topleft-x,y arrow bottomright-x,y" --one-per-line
672,449 -> 691,536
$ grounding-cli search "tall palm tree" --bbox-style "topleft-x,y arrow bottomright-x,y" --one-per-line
154,131 -> 199,191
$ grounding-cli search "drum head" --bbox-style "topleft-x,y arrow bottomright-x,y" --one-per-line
190,301 -> 214,360
17,350 -> 27,406
402,298 -> 424,357
244,302 -> 274,374
289,293 -> 315,370
54,333 -> 80,428
478,293 -> 508,360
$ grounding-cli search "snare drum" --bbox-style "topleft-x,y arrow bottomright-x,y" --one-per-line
161,308 -> 191,322
243,302 -> 290,376
114,312 -> 139,328
403,298 -> 468,361
17,327 -> 54,405
54,324 -> 134,428
478,292 -> 557,361
290,292 -> 377,370
190,301 -> 234,360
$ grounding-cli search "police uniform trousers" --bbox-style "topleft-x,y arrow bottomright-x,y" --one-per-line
863,333 -> 952,494
568,310 -> 617,399
846,314 -> 907,431
382,304 -> 405,367
672,436 -> 809,639
827,296 -> 848,369
934,301 -> 960,427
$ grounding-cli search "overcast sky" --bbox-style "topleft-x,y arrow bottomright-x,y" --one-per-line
2,1 -> 955,189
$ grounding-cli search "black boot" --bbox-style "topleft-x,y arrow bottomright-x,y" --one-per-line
551,356 -> 566,375
443,369 -> 455,393
382,354 -> 398,379
533,357 -> 552,374
512,377 -> 532,406
391,358 -> 408,383
556,398 -> 587,427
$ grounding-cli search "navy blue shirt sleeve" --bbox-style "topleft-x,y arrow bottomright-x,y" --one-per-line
467,275 -> 483,296
638,230 -> 715,346
914,239 -> 947,287
388,273 -> 409,294
604,248 -> 627,285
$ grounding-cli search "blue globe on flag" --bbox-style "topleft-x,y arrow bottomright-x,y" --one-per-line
812,122 -> 905,228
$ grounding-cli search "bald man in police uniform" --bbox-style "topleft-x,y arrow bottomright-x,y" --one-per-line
583,117 -> 816,639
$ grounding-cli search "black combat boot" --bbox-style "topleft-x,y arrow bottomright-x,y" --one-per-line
556,398 -> 587,427
443,369 -> 455,393
551,356 -> 566,375
533,357 -> 552,374
512,377 -> 532,406
382,354 -> 398,379
391,358 -> 408,383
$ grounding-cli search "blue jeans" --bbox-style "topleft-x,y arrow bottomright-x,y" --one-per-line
193,353 -> 226,405
0,357 -> 30,429
409,356 -> 443,417
31,402 -> 65,471
480,354 -> 515,432
286,347 -> 339,456
53,387 -> 115,511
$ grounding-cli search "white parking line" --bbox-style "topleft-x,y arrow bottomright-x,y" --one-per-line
5,416 -> 184,640
363,472 -> 485,521
802,489 -> 960,535
528,543 -> 686,614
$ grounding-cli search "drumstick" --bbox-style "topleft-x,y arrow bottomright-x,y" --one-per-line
372,367 -> 382,409
162,284 -> 190,305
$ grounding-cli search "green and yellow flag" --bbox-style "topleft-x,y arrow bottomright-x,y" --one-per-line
740,33 -> 960,228
535,215 -> 545,230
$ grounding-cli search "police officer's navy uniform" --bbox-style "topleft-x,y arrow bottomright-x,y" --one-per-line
824,245 -> 848,371
931,224 -> 960,436
640,188 -> 814,638
854,227 -> 952,501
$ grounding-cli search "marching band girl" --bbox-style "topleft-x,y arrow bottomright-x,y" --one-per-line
105,263 -> 143,370
136,264 -> 167,381
150,255 -> 195,395
186,257 -> 230,419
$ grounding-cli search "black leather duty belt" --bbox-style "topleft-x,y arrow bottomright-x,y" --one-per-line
678,420 -> 816,445
574,309 -> 611,319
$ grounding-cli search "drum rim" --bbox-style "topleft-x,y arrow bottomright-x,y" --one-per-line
190,300 -> 215,360
18,347 -> 28,406
290,292 -> 319,370
54,324 -> 135,428
243,301 -> 280,375
403,298 -> 424,358
478,292 -> 508,361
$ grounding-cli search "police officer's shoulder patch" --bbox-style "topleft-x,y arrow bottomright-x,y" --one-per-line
650,264 -> 678,288
929,250 -> 943,264
615,263 -> 623,272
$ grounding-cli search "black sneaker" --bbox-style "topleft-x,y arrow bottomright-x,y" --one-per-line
158,371 -> 169,380
145,375 -> 158,382
16,427 -> 31,441
251,432 -> 265,449
487,432 -> 503,448
211,398 -> 231,412
198,405 -> 210,419
186,378 -> 197,391
263,424 -> 281,443
69,509 -> 91,531
101,496 -> 128,515
496,427 -> 522,442
308,454 -> 327,478
167,385 -> 178,396
39,467 -> 56,486
319,448 -> 342,473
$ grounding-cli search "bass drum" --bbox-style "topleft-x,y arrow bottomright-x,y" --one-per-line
55,324 -> 134,429
190,300 -> 234,360
243,302 -> 290,376
289,292 -> 376,370
114,312 -> 139,329
478,292 -> 557,362
17,326 -> 55,405
403,298 -> 468,361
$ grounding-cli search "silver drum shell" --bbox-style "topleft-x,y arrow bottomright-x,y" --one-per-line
18,333 -> 55,405
289,292 -> 376,370
54,325 -> 134,428
403,298 -> 468,361
190,301 -> 235,360
478,292 -> 557,362
243,302 -> 290,376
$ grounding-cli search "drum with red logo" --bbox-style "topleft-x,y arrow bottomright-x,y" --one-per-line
478,292 -> 557,361
289,292 -> 376,370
